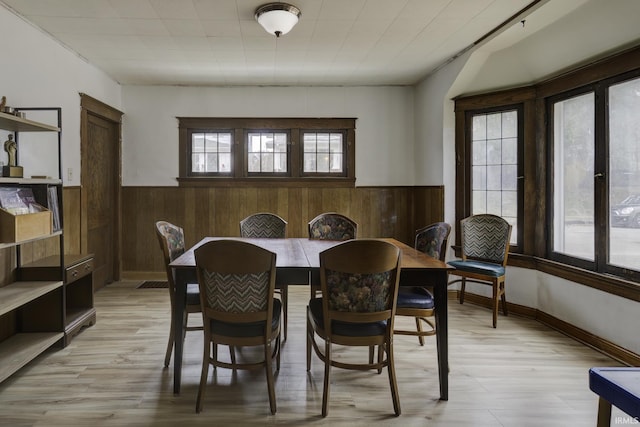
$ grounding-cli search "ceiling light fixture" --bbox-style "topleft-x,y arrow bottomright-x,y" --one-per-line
255,2 -> 301,38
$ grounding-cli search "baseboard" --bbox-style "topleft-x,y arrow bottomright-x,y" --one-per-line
456,291 -> 640,366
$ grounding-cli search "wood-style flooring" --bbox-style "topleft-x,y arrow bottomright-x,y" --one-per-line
0,282 -> 627,426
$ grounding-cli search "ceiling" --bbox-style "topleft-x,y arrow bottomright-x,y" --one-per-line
1,0 -> 549,86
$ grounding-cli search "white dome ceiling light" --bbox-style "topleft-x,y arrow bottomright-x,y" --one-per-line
255,3 -> 301,38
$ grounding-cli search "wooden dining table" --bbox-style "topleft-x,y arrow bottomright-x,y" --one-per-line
169,237 -> 453,400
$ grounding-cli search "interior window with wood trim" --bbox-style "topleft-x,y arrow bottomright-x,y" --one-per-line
548,71 -> 640,282
177,117 -> 356,186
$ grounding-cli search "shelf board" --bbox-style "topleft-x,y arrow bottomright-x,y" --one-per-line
0,111 -> 60,132
0,281 -> 63,316
0,230 -> 62,250
0,332 -> 63,383
0,177 -> 61,185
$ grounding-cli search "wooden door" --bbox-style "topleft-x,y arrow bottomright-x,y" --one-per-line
80,95 -> 122,290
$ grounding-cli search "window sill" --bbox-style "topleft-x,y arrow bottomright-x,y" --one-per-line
176,176 -> 356,188
449,249 -> 639,302
508,253 -> 640,303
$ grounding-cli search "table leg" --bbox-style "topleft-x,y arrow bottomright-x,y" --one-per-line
173,268 -> 187,395
433,270 -> 449,401
597,397 -> 612,427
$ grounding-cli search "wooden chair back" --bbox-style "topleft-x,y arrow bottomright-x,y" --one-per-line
239,213 -> 287,238
308,212 -> 357,241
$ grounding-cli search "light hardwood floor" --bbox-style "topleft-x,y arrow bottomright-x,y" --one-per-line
0,282 -> 627,426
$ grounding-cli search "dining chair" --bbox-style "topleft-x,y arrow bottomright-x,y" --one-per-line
394,222 -> 451,345
308,212 -> 357,241
155,220 -> 202,368
194,239 -> 281,414
306,239 -> 402,417
448,214 -> 512,328
239,212 -> 287,238
307,212 -> 358,299
239,212 -> 290,340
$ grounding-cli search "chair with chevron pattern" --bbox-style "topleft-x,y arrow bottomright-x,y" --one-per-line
239,212 -> 290,340
155,220 -> 202,368
240,212 -> 287,238
447,214 -> 512,328
194,239 -> 281,414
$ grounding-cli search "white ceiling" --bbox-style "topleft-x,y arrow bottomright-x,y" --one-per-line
1,0 -> 560,86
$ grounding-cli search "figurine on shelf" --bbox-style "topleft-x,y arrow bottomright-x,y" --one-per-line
2,134 -> 22,177
4,134 -> 17,166
0,96 -> 6,110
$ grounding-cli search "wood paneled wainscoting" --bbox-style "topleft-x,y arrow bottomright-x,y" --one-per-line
121,185 -> 444,277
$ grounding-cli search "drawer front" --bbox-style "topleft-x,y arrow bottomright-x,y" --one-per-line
65,258 -> 93,283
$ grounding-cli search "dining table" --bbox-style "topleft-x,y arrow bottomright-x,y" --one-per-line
169,237 -> 453,400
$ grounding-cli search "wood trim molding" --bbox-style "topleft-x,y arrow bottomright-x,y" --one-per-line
458,291 -> 640,366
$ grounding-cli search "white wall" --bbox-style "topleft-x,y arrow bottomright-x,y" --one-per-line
0,6 -> 121,186
121,85 -> 414,187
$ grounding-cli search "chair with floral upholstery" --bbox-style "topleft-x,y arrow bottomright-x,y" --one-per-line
448,214 -> 512,328
155,220 -> 202,368
307,212 -> 358,299
308,212 -> 357,241
306,239 -> 402,417
239,212 -> 290,340
194,239 -> 281,414
394,222 -> 451,345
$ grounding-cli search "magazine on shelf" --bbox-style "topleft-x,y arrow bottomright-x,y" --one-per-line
0,187 -> 46,215
47,186 -> 61,231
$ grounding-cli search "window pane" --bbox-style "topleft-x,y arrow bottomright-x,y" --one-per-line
303,132 -> 344,174
609,76 -> 640,270
552,92 -> 595,260
247,131 -> 288,173
190,132 -> 232,174
471,109 -> 519,244
472,115 -> 486,141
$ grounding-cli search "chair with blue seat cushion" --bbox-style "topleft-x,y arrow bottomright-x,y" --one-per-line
306,239 -> 402,417
194,239 -> 281,414
239,212 -> 290,341
447,214 -> 512,328
394,222 -> 451,345
155,221 -> 202,368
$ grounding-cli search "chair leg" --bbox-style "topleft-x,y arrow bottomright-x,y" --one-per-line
265,341 -> 277,414
377,344 -> 383,374
196,339 -> 211,413
386,341 -> 401,416
164,319 -> 175,368
281,285 -> 288,342
369,345 -> 375,364
229,345 -> 236,366
321,340 -> 331,418
500,281 -> 508,316
415,317 -> 425,346
459,278 -> 466,304
492,280 -> 499,328
306,309 -> 312,371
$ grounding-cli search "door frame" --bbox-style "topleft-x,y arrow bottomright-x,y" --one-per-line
79,93 -> 123,281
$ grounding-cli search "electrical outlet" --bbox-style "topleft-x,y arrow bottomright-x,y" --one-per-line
67,168 -> 73,181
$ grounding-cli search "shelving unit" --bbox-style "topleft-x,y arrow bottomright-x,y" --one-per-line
0,107 -> 90,383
